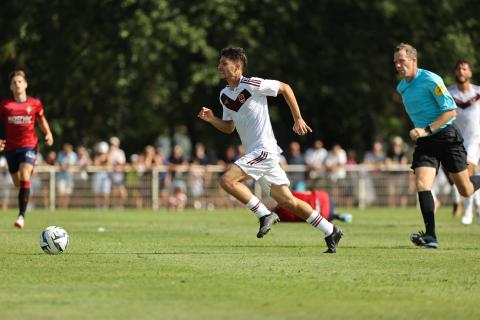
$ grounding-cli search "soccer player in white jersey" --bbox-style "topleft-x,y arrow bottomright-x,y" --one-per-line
198,47 -> 343,253
448,60 -> 480,224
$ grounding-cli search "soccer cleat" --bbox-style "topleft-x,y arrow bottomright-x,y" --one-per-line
410,231 -> 439,249
324,225 -> 343,253
14,215 -> 24,229
257,212 -> 280,238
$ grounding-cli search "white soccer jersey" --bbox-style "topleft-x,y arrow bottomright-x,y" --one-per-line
449,84 -> 480,145
220,76 -> 282,154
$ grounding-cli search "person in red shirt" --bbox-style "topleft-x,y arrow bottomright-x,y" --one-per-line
0,70 -> 53,228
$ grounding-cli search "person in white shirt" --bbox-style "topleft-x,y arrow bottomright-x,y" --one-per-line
198,47 -> 342,253
305,139 -> 328,179
448,60 -> 480,224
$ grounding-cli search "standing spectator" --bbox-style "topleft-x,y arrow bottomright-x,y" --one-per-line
0,70 -> 54,228
125,154 -> 144,208
76,145 -> 91,182
167,144 -> 188,193
305,139 -> 328,179
385,136 -> 409,207
109,136 -> 127,208
192,142 -> 210,165
188,157 -> 206,209
92,141 -> 111,209
362,141 -> 386,206
325,143 -> 347,181
217,145 -> 238,169
56,143 -> 78,209
41,151 -> 57,209
286,141 -> 307,191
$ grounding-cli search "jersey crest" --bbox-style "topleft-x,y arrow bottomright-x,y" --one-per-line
221,89 -> 252,112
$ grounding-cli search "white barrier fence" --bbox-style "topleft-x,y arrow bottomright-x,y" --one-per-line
0,164 -> 444,210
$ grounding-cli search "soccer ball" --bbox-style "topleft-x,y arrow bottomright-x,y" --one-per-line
39,226 -> 69,254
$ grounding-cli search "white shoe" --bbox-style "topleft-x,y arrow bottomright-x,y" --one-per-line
461,214 -> 473,225
14,215 -> 24,229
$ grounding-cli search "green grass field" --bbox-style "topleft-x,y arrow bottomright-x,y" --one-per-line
1,207 -> 479,320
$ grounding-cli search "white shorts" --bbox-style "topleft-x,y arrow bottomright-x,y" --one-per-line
57,179 -> 74,195
92,172 -> 112,194
465,141 -> 480,165
235,149 -> 290,195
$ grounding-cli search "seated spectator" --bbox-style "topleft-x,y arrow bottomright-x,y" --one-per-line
167,186 -> 187,211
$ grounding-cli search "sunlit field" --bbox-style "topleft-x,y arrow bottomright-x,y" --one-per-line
1,207 -> 479,320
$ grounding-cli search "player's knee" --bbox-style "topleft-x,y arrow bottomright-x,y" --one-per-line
219,174 -> 233,191
457,185 -> 473,197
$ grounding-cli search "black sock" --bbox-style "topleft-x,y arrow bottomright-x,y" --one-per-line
18,180 -> 30,217
418,191 -> 436,238
470,176 -> 480,191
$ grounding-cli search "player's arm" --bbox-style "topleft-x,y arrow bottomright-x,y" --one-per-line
278,82 -> 312,136
197,107 -> 235,134
37,115 -> 54,146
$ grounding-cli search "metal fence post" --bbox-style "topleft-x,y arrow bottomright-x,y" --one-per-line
152,168 -> 159,210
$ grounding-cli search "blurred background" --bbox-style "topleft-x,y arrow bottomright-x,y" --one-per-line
0,0 -> 478,210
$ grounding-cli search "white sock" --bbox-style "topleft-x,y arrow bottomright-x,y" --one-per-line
453,185 -> 461,204
306,211 -> 334,236
464,196 -> 474,219
246,196 -> 270,218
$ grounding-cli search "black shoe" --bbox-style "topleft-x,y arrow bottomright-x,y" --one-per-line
257,213 -> 280,238
410,231 -> 439,249
324,225 -> 343,253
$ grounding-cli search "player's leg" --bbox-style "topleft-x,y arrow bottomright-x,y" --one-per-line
269,184 -> 342,253
219,163 -> 278,237
14,162 -> 34,228
410,166 -> 439,248
460,143 -> 480,224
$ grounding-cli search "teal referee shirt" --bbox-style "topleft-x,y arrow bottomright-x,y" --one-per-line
397,68 -> 456,131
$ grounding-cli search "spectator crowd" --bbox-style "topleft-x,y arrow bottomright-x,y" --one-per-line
0,132 -> 419,210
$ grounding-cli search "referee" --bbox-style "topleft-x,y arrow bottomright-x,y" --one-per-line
394,43 -> 480,248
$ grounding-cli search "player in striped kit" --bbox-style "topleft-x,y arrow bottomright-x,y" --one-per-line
198,47 -> 342,253
448,60 -> 480,224
0,70 -> 54,228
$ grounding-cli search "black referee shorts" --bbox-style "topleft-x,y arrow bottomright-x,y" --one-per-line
411,125 -> 467,174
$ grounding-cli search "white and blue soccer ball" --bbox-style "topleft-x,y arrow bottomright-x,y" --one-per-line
39,226 -> 69,254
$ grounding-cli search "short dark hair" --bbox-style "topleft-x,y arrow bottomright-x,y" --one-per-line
220,47 -> 247,69
455,59 -> 472,71
9,69 -> 27,82
395,43 -> 417,60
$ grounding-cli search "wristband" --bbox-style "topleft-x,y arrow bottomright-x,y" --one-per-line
425,125 -> 433,135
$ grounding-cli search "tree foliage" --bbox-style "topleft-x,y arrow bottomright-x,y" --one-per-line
1,0 -> 480,156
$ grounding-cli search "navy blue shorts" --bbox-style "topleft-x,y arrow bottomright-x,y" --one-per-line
5,147 -> 37,174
